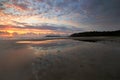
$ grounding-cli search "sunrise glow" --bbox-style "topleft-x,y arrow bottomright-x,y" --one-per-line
0,0 -> 120,39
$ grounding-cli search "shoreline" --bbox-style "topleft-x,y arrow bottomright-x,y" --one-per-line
0,37 -> 120,43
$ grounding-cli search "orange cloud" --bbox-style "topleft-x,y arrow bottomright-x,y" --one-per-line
0,31 -> 12,38
0,25 -> 66,38
0,10 -> 79,27
4,3 -> 28,12
0,1 -> 79,39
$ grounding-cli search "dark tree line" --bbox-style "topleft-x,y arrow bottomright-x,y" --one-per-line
70,30 -> 120,37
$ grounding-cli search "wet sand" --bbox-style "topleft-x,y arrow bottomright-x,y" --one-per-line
0,38 -> 120,80
0,41 -> 36,80
29,39 -> 120,80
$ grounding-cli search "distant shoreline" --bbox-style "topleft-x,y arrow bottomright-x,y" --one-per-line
70,30 -> 120,37
1,36 -> 120,43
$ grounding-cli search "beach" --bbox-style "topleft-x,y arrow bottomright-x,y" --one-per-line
0,37 -> 120,80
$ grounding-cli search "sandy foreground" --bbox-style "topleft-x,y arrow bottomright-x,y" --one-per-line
0,37 -> 120,80
0,41 -> 36,80
31,39 -> 120,80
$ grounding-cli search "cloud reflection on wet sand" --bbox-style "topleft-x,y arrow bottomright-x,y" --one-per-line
0,39 -> 120,80
27,39 -> 120,80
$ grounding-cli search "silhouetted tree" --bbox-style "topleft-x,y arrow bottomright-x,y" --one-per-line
70,30 -> 120,37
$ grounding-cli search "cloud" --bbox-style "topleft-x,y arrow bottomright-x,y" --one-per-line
13,3 -> 28,10
0,25 -> 70,38
0,0 -> 120,33
79,0 -> 120,24
0,31 -> 9,35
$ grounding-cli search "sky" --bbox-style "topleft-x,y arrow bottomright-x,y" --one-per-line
0,0 -> 120,38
